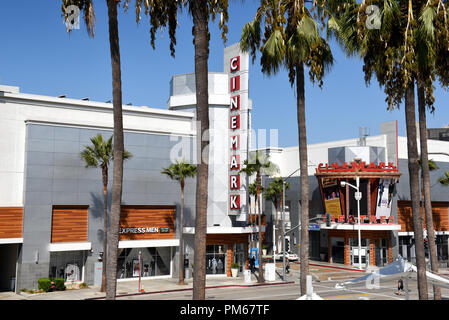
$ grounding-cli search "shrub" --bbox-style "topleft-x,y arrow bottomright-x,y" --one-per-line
79,282 -> 88,289
231,262 -> 239,269
53,278 -> 66,291
37,278 -> 52,292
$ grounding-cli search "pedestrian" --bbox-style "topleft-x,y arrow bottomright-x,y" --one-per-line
285,260 -> 290,274
250,256 -> 255,273
397,279 -> 404,295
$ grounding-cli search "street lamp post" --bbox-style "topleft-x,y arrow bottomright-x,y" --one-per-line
282,178 -> 286,281
341,177 -> 363,270
281,168 -> 300,281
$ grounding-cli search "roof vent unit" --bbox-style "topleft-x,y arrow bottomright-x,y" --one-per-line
358,127 -> 370,146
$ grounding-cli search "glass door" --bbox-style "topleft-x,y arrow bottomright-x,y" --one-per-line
350,238 -> 370,267
375,239 -> 388,266
234,243 -> 245,272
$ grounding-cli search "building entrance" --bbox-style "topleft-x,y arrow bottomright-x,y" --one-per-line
0,244 -> 20,291
331,237 -> 345,264
349,238 -> 370,267
375,238 -> 388,267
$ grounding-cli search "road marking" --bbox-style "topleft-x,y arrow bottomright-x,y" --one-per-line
324,293 -> 370,300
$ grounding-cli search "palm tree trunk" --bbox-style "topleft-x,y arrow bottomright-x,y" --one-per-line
179,181 -> 185,285
257,171 -> 264,283
191,0 -> 209,301
296,63 -> 310,296
101,166 -> 108,293
105,0 -> 124,300
273,200 -> 276,254
405,80 -> 428,300
417,81 -> 441,300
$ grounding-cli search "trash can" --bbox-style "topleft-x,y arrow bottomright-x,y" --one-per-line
264,263 -> 276,281
243,269 -> 251,283
185,268 -> 191,279
10,277 -> 15,292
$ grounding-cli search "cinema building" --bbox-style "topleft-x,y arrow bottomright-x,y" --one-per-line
263,122 -> 449,268
0,43 -> 260,292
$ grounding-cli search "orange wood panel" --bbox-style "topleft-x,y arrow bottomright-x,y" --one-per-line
426,202 -> 449,231
397,201 -> 449,232
206,233 -> 248,245
227,246 -> 233,276
119,205 -> 176,240
0,207 -> 23,238
51,206 -> 88,243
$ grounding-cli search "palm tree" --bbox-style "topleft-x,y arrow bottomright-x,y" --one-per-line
240,150 -> 279,283
129,0 -> 231,300
438,171 -> 449,187
80,133 -> 132,293
241,0 -> 333,294
414,1 -> 449,300
248,181 -> 259,250
327,0 -> 432,299
418,157 -> 441,299
263,177 -> 289,254
161,160 -> 197,285
61,0 -> 127,300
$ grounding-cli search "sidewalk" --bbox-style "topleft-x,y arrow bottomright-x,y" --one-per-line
0,270 -> 295,300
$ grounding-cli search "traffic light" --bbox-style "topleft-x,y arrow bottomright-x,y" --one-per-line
285,239 -> 290,252
424,238 -> 428,250
325,212 -> 332,227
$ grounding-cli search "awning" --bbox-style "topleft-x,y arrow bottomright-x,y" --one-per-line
0,238 -> 23,244
320,223 -> 401,231
118,239 -> 179,249
49,242 -> 91,252
183,226 -> 264,234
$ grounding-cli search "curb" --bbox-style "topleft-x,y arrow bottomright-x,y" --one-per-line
86,280 -> 295,300
293,261 -> 367,273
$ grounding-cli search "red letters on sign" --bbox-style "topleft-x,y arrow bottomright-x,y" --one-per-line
230,135 -> 240,150
230,175 -> 240,190
338,216 -> 345,223
230,75 -> 240,92
230,95 -> 240,111
230,56 -> 240,72
380,216 -> 387,224
230,194 -> 240,210
230,114 -> 240,130
370,216 -> 377,224
230,155 -> 240,170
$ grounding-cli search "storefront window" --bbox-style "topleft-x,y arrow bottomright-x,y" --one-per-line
49,251 -> 85,282
436,235 -> 448,261
116,247 -> 171,279
206,245 -> 226,274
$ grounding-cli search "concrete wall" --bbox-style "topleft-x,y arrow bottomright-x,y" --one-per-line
0,86 -> 194,207
17,123 -> 195,290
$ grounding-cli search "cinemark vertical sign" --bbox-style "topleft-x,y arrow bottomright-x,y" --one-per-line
229,55 -> 241,211
224,43 -> 249,216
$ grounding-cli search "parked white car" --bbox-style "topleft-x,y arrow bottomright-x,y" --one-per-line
274,251 -> 299,261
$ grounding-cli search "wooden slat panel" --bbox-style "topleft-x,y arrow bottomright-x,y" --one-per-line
51,206 -> 88,243
0,207 -> 23,238
425,202 -> 449,231
119,205 -> 176,240
206,233 -> 248,245
398,201 -> 449,232
397,201 -> 415,232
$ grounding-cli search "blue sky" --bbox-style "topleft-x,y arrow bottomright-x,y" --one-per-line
0,0 -> 447,147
